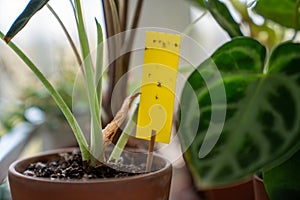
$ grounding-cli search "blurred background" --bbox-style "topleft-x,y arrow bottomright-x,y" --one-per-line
0,0 -> 228,117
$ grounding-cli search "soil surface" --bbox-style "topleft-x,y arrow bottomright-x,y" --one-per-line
23,150 -> 147,180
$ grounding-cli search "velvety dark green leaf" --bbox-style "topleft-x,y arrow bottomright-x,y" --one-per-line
186,37 -> 266,95
254,0 -> 300,30
212,37 -> 266,73
268,42 -> 300,75
179,38 -> 300,188
206,0 -> 243,38
263,42 -> 300,168
4,0 -> 49,43
263,149 -> 300,200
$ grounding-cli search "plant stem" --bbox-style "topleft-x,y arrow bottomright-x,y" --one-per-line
101,0 -> 124,123
69,0 -> 78,23
74,0 -> 103,164
122,0 -> 144,74
183,11 -> 207,35
119,0 -> 128,33
230,0 -> 250,22
0,31 -> 90,161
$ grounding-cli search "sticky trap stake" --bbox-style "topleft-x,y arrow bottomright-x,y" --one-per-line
146,130 -> 156,172
136,31 -> 181,144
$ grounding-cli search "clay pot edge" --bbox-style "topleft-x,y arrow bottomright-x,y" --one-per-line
9,148 -> 172,184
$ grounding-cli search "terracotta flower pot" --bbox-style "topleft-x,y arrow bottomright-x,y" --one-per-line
203,178 -> 254,200
8,149 -> 172,200
253,175 -> 269,200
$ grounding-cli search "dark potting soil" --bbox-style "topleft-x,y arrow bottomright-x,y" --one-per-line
23,150 -> 147,180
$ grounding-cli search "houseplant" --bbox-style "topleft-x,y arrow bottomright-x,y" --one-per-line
0,0 -> 172,199
179,0 -> 300,199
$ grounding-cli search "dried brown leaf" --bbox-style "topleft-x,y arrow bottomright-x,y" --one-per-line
102,93 -> 140,146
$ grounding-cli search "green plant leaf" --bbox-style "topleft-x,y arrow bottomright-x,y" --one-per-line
4,0 -> 49,43
179,37 -> 300,188
212,37 -> 266,73
263,149 -> 300,200
254,0 -> 300,30
95,18 -> 103,104
74,0 -> 102,165
185,37 -> 265,95
205,0 -> 243,38
109,104 -> 139,162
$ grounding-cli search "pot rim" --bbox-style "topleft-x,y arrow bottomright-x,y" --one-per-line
200,176 -> 253,190
253,174 -> 263,182
9,148 -> 172,184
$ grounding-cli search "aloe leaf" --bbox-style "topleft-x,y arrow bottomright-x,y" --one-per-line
95,18 -> 103,105
94,18 -> 104,160
205,0 -> 243,38
254,0 -> 300,30
4,0 -> 49,43
179,37 -> 300,188
74,0 -> 102,164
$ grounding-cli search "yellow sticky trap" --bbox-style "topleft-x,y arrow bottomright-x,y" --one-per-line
136,31 -> 181,143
